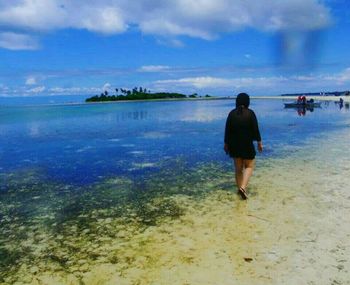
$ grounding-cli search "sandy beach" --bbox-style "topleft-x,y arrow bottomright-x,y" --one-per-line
79,130 -> 350,285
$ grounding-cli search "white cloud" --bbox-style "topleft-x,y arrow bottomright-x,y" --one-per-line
27,86 -> 46,93
0,0 -> 331,44
155,76 -> 288,89
2,67 -> 350,97
0,83 -> 8,91
138,65 -> 171,72
25,76 -> 37,85
156,38 -> 185,48
1,85 -> 101,96
0,1 -> 126,34
318,68 -> 350,86
156,77 -> 232,89
72,5 -> 127,34
48,86 -> 100,95
332,68 -> 350,84
153,69 -> 350,93
102,82 -> 111,91
135,0 -> 330,39
0,32 -> 39,50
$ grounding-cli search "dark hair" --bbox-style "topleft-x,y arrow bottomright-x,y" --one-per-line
236,93 -> 250,114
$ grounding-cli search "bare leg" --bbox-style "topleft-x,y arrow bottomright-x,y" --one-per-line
233,158 -> 244,188
241,159 -> 255,190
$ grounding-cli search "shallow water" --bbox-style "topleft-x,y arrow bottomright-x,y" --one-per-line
0,99 -> 349,284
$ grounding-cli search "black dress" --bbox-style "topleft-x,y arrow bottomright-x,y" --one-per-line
224,107 -> 261,159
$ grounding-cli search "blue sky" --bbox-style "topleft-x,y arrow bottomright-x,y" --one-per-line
0,0 -> 350,97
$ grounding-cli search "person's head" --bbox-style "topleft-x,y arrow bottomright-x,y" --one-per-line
236,93 -> 250,108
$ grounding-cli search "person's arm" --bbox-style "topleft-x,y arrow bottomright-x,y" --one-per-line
224,113 -> 231,153
251,111 -> 263,152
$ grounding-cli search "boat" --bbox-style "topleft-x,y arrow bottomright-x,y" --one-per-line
284,102 -> 321,108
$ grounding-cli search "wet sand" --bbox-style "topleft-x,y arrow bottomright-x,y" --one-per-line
79,137 -> 350,285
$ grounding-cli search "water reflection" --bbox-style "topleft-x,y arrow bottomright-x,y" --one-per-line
116,110 -> 149,121
296,106 -> 315,116
180,108 -> 224,122
99,109 -> 150,123
28,122 -> 40,137
283,102 -> 321,116
283,99 -> 349,116
334,98 -> 350,111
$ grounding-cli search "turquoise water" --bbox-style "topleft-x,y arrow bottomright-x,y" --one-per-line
0,98 -> 349,284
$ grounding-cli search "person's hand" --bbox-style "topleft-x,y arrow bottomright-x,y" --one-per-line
257,141 -> 263,153
224,143 -> 229,154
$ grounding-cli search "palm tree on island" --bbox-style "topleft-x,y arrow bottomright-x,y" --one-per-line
85,87 -> 212,102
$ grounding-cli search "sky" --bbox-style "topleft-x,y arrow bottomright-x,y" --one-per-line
0,0 -> 350,97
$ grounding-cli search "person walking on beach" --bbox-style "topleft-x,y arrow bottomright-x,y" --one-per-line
224,93 -> 263,199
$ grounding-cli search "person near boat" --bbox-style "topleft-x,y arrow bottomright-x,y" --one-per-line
297,95 -> 307,105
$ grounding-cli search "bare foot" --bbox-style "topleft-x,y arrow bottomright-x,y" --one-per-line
238,187 -> 248,200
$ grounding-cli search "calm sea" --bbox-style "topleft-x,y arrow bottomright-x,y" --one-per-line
0,98 -> 348,185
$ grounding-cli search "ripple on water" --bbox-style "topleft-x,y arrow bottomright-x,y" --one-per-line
142,131 -> 170,139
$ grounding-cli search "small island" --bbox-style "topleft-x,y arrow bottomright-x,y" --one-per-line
85,87 -> 211,102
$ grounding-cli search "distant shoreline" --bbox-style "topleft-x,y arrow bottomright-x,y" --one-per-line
255,95 -> 350,102
1,94 -> 349,108
84,96 -> 233,104
84,95 -> 350,104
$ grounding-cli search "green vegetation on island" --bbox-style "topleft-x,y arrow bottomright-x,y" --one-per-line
85,87 -> 211,102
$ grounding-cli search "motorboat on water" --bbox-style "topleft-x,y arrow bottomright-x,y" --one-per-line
284,101 -> 321,108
